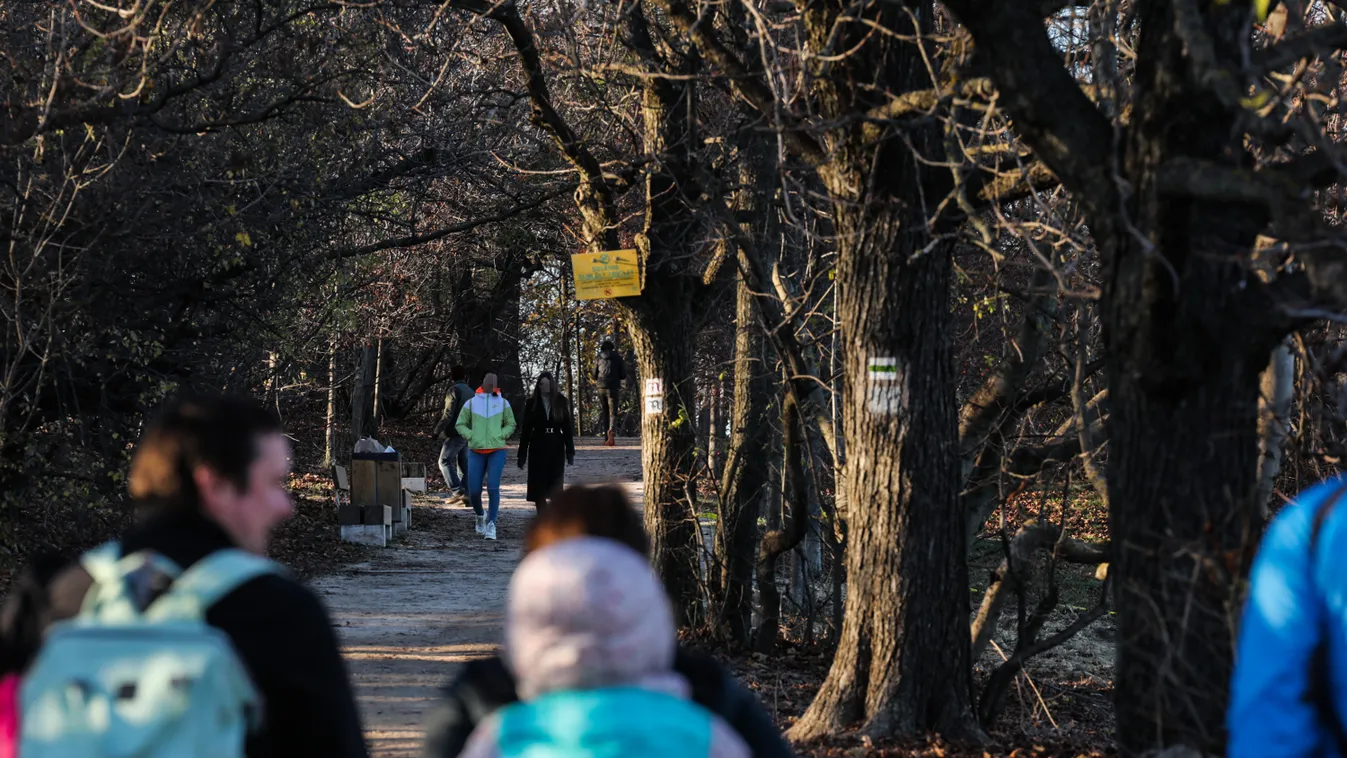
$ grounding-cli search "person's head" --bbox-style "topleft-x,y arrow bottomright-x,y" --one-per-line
523,484 -> 648,557
504,536 -> 676,700
451,365 -> 466,382
532,372 -> 559,405
127,394 -> 293,555
601,339 -> 615,353
481,372 -> 499,394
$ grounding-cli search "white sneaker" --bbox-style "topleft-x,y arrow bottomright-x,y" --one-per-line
484,521 -> 497,540
475,515 -> 487,535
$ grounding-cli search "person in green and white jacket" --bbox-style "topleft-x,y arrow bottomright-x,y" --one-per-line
455,373 -> 517,540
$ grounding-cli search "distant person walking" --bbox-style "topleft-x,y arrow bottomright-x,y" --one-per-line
456,373 -> 516,540
594,339 -> 625,447
517,372 -> 575,513
434,365 -> 474,501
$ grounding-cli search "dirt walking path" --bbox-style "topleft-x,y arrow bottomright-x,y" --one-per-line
311,438 -> 644,758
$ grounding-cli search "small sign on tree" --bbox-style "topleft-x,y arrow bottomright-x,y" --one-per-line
644,378 -> 664,415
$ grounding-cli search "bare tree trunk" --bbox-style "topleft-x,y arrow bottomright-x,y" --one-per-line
1256,338 -> 1294,518
718,273 -> 771,646
708,379 -> 723,481
754,391 -> 809,653
324,337 -> 338,468
573,311 -> 584,438
266,351 -> 280,416
561,272 -> 576,425
372,338 -> 386,435
352,343 -> 377,441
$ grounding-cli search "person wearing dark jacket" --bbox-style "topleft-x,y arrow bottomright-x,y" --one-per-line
593,339 -> 625,447
516,372 -> 574,513
435,365 -> 475,499
421,484 -> 794,758
0,394 -> 369,758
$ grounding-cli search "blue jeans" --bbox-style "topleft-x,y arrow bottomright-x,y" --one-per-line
439,437 -> 468,491
467,449 -> 507,523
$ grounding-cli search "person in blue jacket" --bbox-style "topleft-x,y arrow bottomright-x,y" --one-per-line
1229,476 -> 1347,757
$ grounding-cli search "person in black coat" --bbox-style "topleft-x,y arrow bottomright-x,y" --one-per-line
517,372 -> 575,513
420,484 -> 795,758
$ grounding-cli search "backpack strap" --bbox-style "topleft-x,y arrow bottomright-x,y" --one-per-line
144,549 -> 283,623
1306,480 -> 1347,754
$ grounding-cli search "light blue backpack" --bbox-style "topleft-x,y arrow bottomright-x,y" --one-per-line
19,541 -> 282,758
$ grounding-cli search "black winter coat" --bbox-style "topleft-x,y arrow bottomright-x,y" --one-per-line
420,649 -> 795,758
517,394 -> 575,503
0,511 -> 370,758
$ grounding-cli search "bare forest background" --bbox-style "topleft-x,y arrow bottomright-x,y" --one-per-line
1,1 -> 1346,756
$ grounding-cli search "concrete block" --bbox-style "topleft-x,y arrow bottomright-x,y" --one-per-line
401,477 -> 427,493
340,524 -> 387,547
362,505 -> 392,526
391,505 -> 411,536
338,505 -> 363,526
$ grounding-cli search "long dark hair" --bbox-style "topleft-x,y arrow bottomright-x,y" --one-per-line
531,371 -> 563,411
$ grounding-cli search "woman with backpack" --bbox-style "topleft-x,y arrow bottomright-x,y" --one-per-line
0,394 -> 368,758
516,372 -> 574,513
421,484 -> 795,758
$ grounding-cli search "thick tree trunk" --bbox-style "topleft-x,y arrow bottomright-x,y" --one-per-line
1107,337 -> 1263,754
788,202 -> 976,740
628,301 -> 703,625
719,274 -> 771,645
352,343 -> 377,441
782,0 -> 976,738
1104,12 -> 1274,753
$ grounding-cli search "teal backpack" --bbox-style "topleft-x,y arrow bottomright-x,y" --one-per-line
18,542 -> 282,758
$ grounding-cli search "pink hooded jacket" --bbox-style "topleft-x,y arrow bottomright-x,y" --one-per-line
459,537 -> 750,758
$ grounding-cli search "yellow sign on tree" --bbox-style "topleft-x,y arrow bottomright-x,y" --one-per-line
572,250 -> 642,300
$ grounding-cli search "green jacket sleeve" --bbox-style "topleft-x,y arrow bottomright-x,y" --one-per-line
455,399 -> 472,440
502,403 -> 517,440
